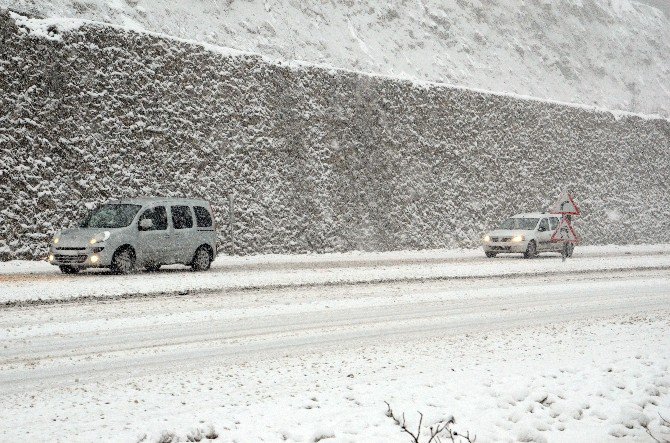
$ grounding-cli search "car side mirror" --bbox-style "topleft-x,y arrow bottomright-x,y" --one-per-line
139,219 -> 153,230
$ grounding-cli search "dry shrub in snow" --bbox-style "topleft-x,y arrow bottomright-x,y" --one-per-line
643,413 -> 670,443
204,426 -> 218,440
156,431 -> 179,443
186,427 -> 204,442
154,425 -> 217,443
385,401 -> 475,443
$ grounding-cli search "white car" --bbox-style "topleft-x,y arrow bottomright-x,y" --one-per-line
482,212 -> 574,259
48,197 -> 217,274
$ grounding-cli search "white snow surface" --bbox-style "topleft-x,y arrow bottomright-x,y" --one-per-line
2,244 -> 670,303
0,252 -> 668,442
4,0 -> 670,117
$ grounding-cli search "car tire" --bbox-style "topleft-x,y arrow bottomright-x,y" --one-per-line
111,247 -> 136,274
191,246 -> 212,272
59,265 -> 80,274
145,263 -> 161,272
485,251 -> 497,258
523,241 -> 537,259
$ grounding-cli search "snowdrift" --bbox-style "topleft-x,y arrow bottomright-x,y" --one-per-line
1,10 -> 669,259
4,0 -> 670,117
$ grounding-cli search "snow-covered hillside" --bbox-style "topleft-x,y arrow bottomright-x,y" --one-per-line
3,0 -> 670,117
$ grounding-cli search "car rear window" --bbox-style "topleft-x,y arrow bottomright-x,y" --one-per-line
171,206 -> 193,229
193,206 -> 213,228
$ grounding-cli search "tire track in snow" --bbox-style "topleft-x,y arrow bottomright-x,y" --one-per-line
0,269 -> 668,395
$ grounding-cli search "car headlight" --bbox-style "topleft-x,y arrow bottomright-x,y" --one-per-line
483,235 -> 491,242
52,231 -> 61,245
511,235 -> 525,242
89,231 -> 111,245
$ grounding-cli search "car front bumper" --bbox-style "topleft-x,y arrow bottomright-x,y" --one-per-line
48,244 -> 113,268
483,241 -> 528,253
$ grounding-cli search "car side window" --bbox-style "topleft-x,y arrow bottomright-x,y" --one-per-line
549,217 -> 559,230
138,206 -> 167,231
194,206 -> 213,228
539,218 -> 549,231
171,205 -> 193,229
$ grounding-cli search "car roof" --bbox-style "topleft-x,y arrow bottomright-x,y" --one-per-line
512,212 -> 561,218
105,197 -> 210,206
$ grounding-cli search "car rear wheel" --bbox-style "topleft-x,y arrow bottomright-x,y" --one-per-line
523,241 -> 537,259
111,247 -> 135,274
59,265 -> 80,274
191,246 -> 212,271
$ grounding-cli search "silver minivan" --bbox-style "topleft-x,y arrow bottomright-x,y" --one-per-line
48,198 -> 217,274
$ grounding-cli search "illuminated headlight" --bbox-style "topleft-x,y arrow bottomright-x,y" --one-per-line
48,254 -> 55,262
511,235 -> 525,242
90,255 -> 100,263
89,231 -> 111,245
483,235 -> 491,242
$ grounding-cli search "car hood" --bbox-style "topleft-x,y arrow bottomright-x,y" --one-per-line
487,229 -> 532,237
56,228 -> 116,247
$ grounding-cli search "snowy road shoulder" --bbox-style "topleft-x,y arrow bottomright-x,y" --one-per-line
1,244 -> 670,304
1,309 -> 668,442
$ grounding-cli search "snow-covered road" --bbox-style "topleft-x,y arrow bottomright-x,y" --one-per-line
2,244 -> 670,304
1,247 -> 669,442
1,268 -> 667,394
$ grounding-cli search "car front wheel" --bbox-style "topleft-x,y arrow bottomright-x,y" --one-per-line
523,241 -> 537,259
111,247 -> 136,274
485,251 -> 497,258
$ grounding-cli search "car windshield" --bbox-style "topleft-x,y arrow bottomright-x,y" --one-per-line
80,204 -> 141,228
498,217 -> 539,230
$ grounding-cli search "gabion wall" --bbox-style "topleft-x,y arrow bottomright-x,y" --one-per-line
1,10 -> 669,259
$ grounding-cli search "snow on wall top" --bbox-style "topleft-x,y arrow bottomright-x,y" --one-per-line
6,9 -> 669,123
3,0 -> 670,118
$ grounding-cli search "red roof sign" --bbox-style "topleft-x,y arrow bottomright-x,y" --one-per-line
549,192 -> 581,215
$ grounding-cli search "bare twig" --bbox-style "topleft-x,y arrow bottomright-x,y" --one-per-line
384,402 -> 475,443
642,422 -> 662,443
385,401 -> 401,426
427,418 -> 453,443
457,430 -> 476,443
384,402 -> 422,442
641,414 -> 670,443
